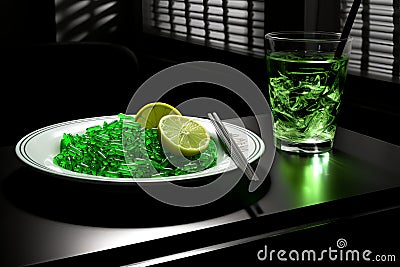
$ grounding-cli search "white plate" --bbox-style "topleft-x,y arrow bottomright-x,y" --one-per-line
15,115 -> 265,184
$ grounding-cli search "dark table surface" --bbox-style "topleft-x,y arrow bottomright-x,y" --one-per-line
1,115 -> 400,266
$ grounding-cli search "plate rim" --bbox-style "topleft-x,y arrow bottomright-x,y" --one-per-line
15,115 -> 265,184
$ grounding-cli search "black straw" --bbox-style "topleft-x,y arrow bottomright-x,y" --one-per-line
334,0 -> 362,58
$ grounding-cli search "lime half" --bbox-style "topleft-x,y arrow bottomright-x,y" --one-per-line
134,102 -> 182,129
158,115 -> 211,157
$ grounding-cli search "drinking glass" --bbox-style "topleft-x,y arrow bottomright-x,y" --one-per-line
265,31 -> 352,153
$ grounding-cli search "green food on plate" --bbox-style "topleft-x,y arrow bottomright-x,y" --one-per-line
53,113 -> 217,178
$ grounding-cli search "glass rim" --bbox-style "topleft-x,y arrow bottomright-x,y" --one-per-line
265,31 -> 352,42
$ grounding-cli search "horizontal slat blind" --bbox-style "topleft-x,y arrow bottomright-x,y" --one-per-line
55,0 -> 119,42
340,0 -> 400,81
142,0 -> 265,57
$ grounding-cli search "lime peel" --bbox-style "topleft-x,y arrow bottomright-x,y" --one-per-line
134,102 -> 182,129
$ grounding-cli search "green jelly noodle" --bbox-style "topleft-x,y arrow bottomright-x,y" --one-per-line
53,113 -> 217,178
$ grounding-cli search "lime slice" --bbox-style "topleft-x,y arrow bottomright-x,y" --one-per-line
158,115 -> 211,157
134,102 -> 182,129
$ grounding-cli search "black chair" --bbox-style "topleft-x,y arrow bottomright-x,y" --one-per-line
1,42 -> 140,146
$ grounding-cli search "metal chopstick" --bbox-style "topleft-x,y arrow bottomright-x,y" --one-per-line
211,113 -> 258,181
207,113 -> 259,181
209,113 -> 258,181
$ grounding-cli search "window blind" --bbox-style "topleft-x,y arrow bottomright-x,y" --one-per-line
142,0 -> 265,57
340,0 -> 400,81
55,0 -> 119,42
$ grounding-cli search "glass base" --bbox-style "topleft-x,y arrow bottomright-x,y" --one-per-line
275,138 -> 333,154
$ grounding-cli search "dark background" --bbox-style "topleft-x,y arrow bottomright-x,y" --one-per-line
1,0 -> 399,147
1,1 -> 399,265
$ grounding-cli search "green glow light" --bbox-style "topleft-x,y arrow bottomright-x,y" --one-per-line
278,151 -> 332,207
302,153 -> 330,204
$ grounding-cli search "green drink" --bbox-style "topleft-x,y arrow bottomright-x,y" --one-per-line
268,52 -> 349,145
265,32 -> 352,153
